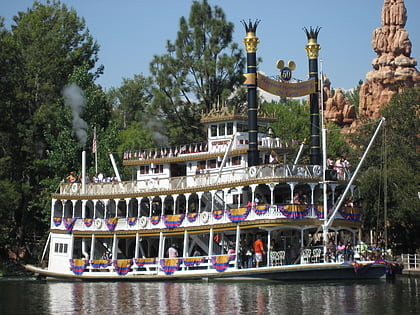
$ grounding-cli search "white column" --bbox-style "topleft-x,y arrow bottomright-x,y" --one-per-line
90,234 -> 95,265
269,183 -> 276,205
288,182 -> 297,204
112,234 -> 117,260
135,233 -> 139,259
125,198 -> 130,217
267,231 -> 272,266
197,192 -> 203,212
235,225 -> 240,268
208,228 -> 214,270
185,193 -> 191,213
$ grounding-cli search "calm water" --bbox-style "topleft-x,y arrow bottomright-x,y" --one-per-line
0,276 -> 419,315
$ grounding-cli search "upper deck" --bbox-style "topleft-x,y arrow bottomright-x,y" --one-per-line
56,163 -> 351,199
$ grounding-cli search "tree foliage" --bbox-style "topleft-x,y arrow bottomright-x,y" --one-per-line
0,1 -> 110,260
149,0 -> 245,145
352,88 -> 420,253
263,98 -> 310,143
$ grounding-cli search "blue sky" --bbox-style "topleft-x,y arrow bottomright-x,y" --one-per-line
2,0 -> 419,91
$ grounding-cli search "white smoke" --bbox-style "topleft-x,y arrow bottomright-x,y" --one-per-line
62,83 -> 88,146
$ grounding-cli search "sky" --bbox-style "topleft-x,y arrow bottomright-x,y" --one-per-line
2,0 -> 420,91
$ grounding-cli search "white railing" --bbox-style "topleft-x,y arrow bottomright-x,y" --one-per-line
400,254 -> 420,270
59,164 -> 352,196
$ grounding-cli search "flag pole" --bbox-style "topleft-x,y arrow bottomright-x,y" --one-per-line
93,126 -> 98,175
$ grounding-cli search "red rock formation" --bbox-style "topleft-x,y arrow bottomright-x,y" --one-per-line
359,0 -> 420,118
322,75 -> 356,126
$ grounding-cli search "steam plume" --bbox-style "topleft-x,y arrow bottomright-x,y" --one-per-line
62,83 -> 88,146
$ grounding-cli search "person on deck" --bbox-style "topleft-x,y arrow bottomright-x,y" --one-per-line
167,244 -> 178,258
253,236 -> 265,267
66,172 -> 77,183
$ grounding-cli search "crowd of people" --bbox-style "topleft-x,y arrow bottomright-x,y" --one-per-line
65,171 -> 118,184
327,156 -> 351,180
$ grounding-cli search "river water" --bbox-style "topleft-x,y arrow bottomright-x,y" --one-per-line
0,276 -> 419,314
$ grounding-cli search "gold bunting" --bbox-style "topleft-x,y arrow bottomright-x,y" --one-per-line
257,72 -> 316,97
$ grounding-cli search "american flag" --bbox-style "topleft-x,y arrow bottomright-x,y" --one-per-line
92,127 -> 97,153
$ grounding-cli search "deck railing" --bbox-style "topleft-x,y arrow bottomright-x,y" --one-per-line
400,254 -> 420,270
59,164 -> 351,196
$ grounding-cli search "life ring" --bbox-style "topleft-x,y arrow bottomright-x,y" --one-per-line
201,211 -> 209,223
139,216 -> 147,228
94,218 -> 102,229
71,183 -> 79,193
249,166 -> 257,177
313,165 -> 322,176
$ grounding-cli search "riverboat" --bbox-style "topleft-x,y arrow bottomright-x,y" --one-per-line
25,101 -> 398,281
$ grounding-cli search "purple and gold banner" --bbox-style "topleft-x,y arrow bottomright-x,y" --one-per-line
257,72 -> 316,97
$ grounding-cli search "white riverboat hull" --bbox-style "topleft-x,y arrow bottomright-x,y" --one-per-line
25,260 -> 390,282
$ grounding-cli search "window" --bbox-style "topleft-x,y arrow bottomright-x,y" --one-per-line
218,124 -> 225,136
54,242 -> 68,254
232,156 -> 241,166
140,166 -> 149,174
209,159 -> 217,168
227,122 -> 233,135
153,165 -> 164,174
238,123 -> 248,132
211,125 -> 217,137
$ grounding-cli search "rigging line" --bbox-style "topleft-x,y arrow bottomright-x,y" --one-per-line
383,124 -> 388,251
375,128 -> 383,244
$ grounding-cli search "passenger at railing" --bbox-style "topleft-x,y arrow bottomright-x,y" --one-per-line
97,171 -> 104,182
334,157 -> 345,180
344,241 -> 354,261
167,244 -> 178,258
285,244 -> 298,265
244,242 -> 254,268
253,235 -> 265,267
152,201 -> 161,216
228,246 -> 235,254
299,193 -> 308,205
78,172 -> 91,184
293,192 -> 301,204
343,156 -> 351,175
66,171 -> 77,183
269,150 -> 279,164
101,251 -> 111,260
356,240 -> 368,259
325,241 -> 336,262
327,156 -> 334,169
344,196 -> 354,207
336,241 -> 345,260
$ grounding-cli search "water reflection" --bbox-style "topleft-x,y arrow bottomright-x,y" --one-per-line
0,277 -> 418,315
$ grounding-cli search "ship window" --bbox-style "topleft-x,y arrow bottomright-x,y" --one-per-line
140,166 -> 149,174
211,125 -> 217,137
218,124 -> 225,136
232,156 -> 241,166
153,165 -> 164,174
227,122 -> 233,135
238,123 -> 248,132
54,242 -> 68,254
209,159 -> 217,168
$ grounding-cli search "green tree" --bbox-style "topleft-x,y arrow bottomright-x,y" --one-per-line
0,0 -> 102,260
149,0 -> 245,145
263,98 -> 310,143
353,88 -> 420,253
108,74 -> 153,130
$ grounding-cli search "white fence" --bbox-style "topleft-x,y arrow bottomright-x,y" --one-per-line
400,254 -> 420,270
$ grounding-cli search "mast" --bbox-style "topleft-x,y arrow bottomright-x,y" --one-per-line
242,19 -> 260,167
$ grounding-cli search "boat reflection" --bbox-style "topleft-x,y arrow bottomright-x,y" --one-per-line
45,278 -> 404,314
